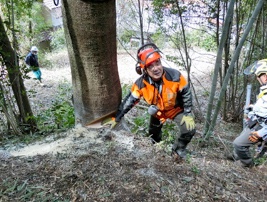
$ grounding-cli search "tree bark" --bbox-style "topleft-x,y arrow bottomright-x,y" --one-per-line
61,0 -> 122,126
203,0 -> 235,138
0,15 -> 36,133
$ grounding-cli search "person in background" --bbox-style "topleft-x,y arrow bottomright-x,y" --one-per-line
105,43 -> 196,161
228,59 -> 267,167
25,46 -> 42,83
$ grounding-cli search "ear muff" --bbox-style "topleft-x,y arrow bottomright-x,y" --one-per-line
135,64 -> 142,75
135,43 -> 162,75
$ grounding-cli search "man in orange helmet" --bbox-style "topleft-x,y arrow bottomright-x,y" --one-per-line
106,43 -> 196,160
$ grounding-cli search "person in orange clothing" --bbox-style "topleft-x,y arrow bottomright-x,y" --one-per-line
106,43 -> 196,160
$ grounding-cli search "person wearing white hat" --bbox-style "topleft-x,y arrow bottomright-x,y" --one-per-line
25,46 -> 42,83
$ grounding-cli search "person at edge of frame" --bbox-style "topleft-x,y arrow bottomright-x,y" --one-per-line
227,59 -> 267,167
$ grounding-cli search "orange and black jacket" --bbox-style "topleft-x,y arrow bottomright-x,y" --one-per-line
115,67 -> 192,122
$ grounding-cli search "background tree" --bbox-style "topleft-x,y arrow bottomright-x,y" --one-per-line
204,0 -> 265,139
203,0 -> 235,138
0,2 -> 37,134
116,0 -> 154,49
152,0 -> 218,119
151,0 -> 266,128
0,0 -> 266,137
61,0 -> 122,126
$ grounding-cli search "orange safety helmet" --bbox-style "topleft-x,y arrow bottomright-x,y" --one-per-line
135,43 -> 161,75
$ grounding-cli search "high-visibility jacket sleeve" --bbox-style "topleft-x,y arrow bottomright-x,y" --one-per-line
25,53 -> 39,67
180,83 -> 193,113
171,72 -> 192,113
115,91 -> 140,122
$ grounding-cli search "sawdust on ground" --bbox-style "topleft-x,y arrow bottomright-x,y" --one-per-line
0,48 -> 266,201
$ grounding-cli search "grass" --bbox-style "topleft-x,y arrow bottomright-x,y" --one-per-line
0,178 -> 65,202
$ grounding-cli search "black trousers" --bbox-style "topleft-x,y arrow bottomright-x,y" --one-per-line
148,113 -> 196,150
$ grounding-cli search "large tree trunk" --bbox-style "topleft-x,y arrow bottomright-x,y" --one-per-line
61,0 -> 122,126
0,15 -> 37,133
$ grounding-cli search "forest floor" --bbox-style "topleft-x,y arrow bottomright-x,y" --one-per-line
0,48 -> 267,201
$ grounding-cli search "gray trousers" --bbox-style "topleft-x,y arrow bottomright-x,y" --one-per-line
233,127 -> 256,165
149,112 -> 196,151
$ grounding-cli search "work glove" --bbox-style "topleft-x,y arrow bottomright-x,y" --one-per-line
248,131 -> 261,143
102,117 -> 118,129
156,111 -> 166,124
180,114 -> 195,131
249,127 -> 267,141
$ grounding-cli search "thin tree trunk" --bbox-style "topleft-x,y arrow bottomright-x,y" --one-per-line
0,15 -> 37,133
175,0 -> 191,82
222,23 -> 231,121
137,0 -> 144,46
0,83 -> 22,135
203,0 -> 235,137
205,0 -> 265,139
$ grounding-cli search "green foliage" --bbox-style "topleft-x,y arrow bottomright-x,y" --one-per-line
151,30 -> 166,47
30,3 -> 50,35
50,28 -> 67,51
0,0 -> 51,57
202,90 -> 210,97
191,165 -> 200,174
130,112 -> 177,146
184,29 -> 217,52
0,178 -> 66,201
151,0 -> 167,23
36,82 -> 74,132
161,121 -> 176,145
15,2 -> 51,49
254,156 -> 267,166
37,51 -> 53,69
166,55 -> 184,67
51,100 -> 75,129
121,84 -> 131,98
0,81 -> 74,145
131,112 -> 150,134
120,30 -> 135,44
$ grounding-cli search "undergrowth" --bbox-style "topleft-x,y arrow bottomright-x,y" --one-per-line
0,178 -> 67,202
36,82 -> 74,132
0,81 -> 74,147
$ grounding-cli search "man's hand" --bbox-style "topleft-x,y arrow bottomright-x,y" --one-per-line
248,131 -> 261,143
102,117 -> 117,129
180,114 -> 195,131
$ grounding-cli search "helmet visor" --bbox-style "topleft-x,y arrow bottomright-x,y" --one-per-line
244,59 -> 267,76
137,43 -> 162,68
244,61 -> 258,75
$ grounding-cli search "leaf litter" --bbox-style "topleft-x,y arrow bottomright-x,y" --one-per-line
0,49 -> 267,201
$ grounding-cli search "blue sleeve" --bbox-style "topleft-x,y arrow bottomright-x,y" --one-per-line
25,54 -> 30,65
